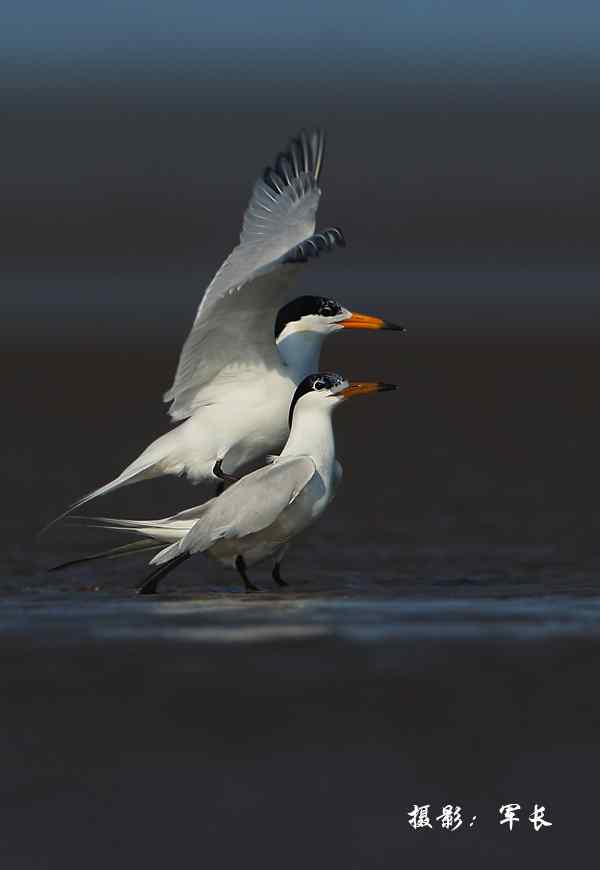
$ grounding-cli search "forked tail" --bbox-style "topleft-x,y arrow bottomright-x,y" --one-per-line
49,509 -> 199,572
49,539 -> 163,571
39,460 -> 161,536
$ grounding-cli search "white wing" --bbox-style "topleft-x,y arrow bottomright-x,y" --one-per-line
164,130 -> 326,422
151,456 -> 316,563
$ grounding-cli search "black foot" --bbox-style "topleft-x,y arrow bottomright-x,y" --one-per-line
272,562 -> 288,587
213,459 -> 237,485
215,482 -> 225,497
136,552 -> 190,595
137,578 -> 159,595
235,555 -> 260,593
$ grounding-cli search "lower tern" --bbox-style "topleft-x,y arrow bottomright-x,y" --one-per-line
61,374 -> 396,593
46,128 -> 402,529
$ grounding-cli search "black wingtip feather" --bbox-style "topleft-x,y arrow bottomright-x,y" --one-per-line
262,167 -> 286,195
264,128 -> 326,194
274,153 -> 293,185
283,225 -> 346,264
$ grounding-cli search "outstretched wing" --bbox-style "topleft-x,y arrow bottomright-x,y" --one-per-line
164,130 -> 326,422
151,456 -> 316,563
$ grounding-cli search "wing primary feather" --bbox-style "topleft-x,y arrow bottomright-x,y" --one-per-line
298,130 -> 311,174
263,167 -> 286,194
163,127 -> 327,421
288,140 -> 302,176
310,129 -> 326,180
282,128 -> 325,181
284,225 -> 346,264
274,154 -> 293,186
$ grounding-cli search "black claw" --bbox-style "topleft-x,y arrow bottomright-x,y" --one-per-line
235,555 -> 260,593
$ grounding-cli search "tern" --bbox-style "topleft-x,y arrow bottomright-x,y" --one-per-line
56,373 -> 397,593
45,128 -> 402,531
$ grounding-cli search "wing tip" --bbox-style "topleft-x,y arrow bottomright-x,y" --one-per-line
260,128 -> 326,198
282,127 -> 326,183
283,225 -> 346,264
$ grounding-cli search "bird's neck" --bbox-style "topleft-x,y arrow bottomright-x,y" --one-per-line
281,407 -> 336,479
276,328 -> 324,379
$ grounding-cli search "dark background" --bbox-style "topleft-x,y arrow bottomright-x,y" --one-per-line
4,0 -> 600,340
2,2 -> 600,867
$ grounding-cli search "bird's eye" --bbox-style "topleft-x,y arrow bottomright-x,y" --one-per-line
314,379 -> 327,390
319,299 -> 340,317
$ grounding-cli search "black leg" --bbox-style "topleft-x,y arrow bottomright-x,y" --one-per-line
137,552 -> 190,595
213,459 -> 237,485
272,562 -> 288,587
215,482 -> 225,496
235,555 -> 260,593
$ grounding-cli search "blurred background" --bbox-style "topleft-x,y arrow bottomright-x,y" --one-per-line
2,2 -> 600,868
3,0 -> 600,341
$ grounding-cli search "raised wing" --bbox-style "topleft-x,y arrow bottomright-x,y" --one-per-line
151,456 -> 316,563
164,130 -> 326,422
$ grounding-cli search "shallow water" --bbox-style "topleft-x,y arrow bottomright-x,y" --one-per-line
4,586 -> 600,644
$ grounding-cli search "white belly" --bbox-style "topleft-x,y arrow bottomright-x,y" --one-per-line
153,371 -> 294,483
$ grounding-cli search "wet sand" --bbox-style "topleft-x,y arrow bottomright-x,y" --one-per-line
2,335 -> 599,867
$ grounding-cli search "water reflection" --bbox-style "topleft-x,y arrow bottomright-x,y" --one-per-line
2,593 -> 600,644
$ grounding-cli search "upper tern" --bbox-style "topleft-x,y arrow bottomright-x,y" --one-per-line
63,373 -> 397,593
47,129 -> 402,529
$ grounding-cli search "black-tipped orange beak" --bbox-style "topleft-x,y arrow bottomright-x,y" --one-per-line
341,311 -> 405,332
340,381 -> 397,399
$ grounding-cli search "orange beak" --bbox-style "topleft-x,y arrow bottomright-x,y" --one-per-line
341,311 -> 405,331
340,381 -> 397,399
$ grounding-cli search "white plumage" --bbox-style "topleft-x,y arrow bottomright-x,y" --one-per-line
69,374 -> 395,594
46,128 -> 402,532
164,133 -> 324,421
